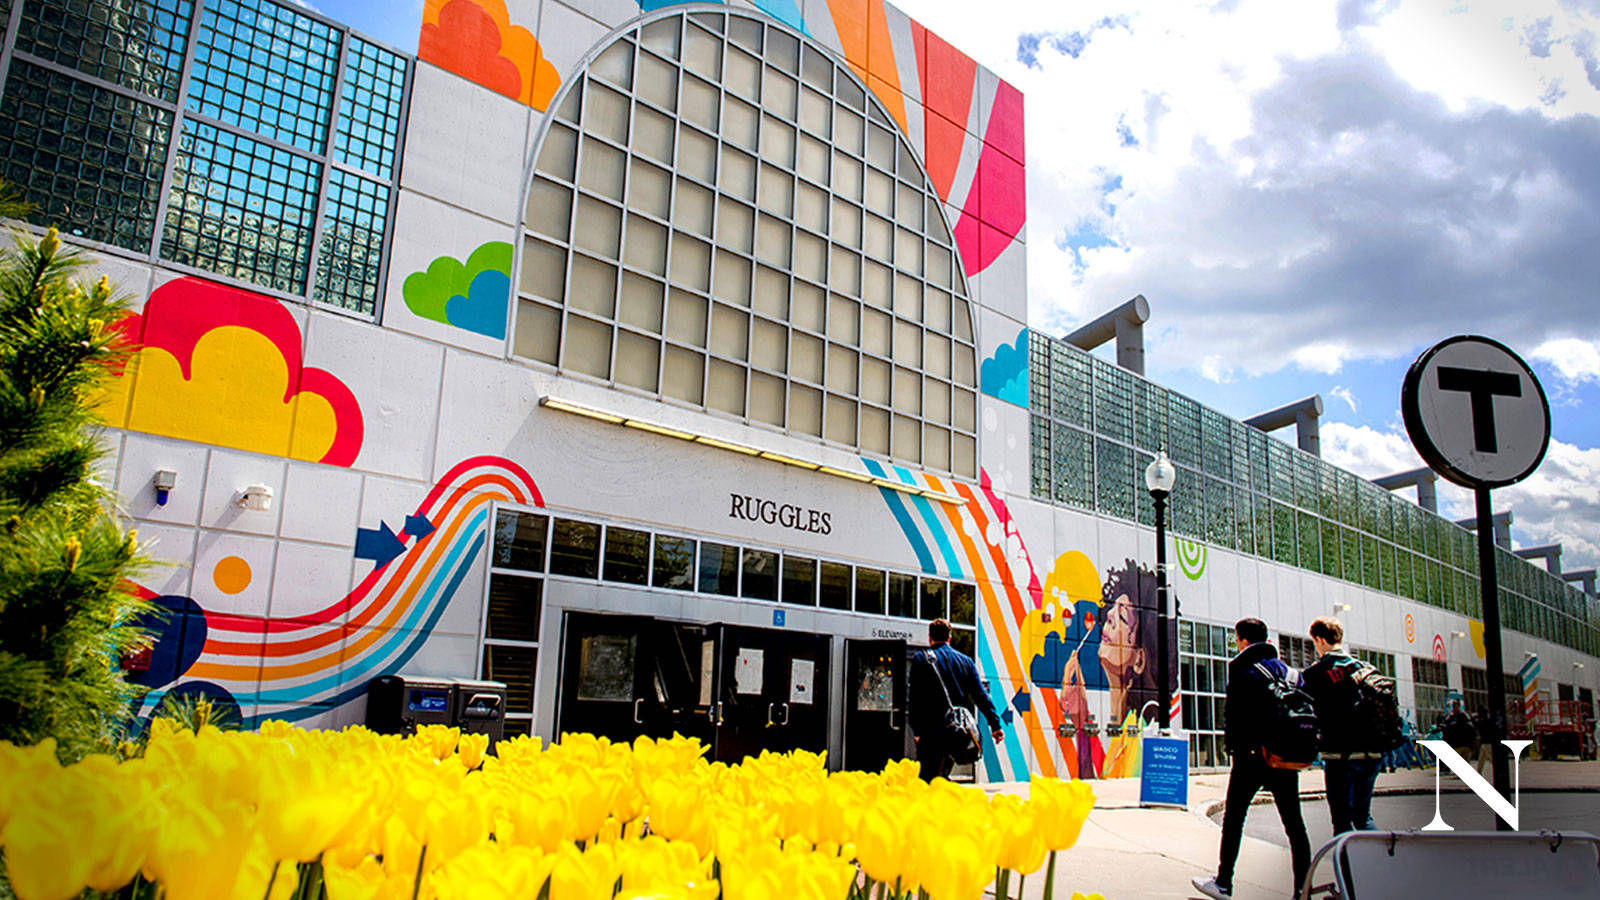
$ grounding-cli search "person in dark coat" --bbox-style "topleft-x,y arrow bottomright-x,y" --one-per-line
1441,699 -> 1476,757
1193,618 -> 1311,900
1299,616 -> 1381,834
908,618 -> 1004,781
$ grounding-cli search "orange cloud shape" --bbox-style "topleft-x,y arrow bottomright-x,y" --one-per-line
420,0 -> 561,110
97,277 -> 363,466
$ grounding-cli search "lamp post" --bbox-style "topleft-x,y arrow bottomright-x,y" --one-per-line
1145,450 -> 1177,731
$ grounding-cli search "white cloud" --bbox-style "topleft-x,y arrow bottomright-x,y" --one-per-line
1329,385 -> 1359,412
1530,337 -> 1600,384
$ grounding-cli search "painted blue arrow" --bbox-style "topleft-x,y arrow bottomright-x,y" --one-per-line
404,513 -> 435,539
1011,687 -> 1032,714
354,522 -> 406,569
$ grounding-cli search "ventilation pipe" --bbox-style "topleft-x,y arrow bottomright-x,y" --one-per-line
1455,511 -> 1513,549
1372,467 -> 1439,513
1563,569 -> 1596,595
1244,395 -> 1324,457
1062,295 -> 1150,375
1514,544 -> 1563,574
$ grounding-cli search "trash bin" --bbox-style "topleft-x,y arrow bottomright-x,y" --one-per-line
450,678 -> 507,743
366,675 -> 455,736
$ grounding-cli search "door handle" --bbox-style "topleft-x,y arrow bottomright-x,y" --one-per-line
768,702 -> 789,727
890,708 -> 903,730
633,698 -> 644,724
709,701 -> 724,726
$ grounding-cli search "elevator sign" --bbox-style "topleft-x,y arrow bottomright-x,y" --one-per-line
1402,336 -> 1550,489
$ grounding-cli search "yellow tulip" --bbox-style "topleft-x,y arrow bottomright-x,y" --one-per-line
549,841 -> 621,900
1029,777 -> 1096,851
456,731 -> 489,769
991,794 -> 1049,874
323,857 -> 389,900
1,806 -> 95,900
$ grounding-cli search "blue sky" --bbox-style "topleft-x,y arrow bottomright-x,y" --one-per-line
315,0 -> 1600,573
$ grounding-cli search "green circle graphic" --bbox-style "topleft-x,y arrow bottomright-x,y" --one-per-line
1175,538 -> 1207,580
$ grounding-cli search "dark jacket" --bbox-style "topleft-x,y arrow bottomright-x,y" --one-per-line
908,643 -> 1003,738
1441,708 -> 1476,748
1224,640 -> 1291,755
1299,649 -> 1372,754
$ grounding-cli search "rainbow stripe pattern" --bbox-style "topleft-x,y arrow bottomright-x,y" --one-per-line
140,456 -> 542,726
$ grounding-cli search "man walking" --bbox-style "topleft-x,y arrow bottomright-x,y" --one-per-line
1192,618 -> 1311,900
1299,616 -> 1382,833
908,618 -> 1004,781
1441,699 -> 1476,759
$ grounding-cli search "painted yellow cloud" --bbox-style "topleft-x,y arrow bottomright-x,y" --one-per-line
1043,550 -> 1104,610
101,327 -> 339,461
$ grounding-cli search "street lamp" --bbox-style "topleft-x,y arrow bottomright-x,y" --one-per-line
1145,450 -> 1177,731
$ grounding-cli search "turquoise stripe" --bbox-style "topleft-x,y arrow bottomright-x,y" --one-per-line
975,632 -> 1029,781
254,507 -> 488,704
892,465 -> 965,580
861,458 -> 937,574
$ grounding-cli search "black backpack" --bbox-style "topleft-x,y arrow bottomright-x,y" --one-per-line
1347,662 -> 1404,752
923,651 -> 982,764
1255,662 -> 1320,770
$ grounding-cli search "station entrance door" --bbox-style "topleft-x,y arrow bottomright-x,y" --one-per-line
841,638 -> 907,772
557,612 -> 829,764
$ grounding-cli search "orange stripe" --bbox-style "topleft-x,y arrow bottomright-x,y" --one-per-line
926,475 -> 1057,777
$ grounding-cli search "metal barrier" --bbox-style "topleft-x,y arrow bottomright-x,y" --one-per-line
1299,830 -> 1600,899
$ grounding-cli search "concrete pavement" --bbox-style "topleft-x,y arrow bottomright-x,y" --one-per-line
983,761 -> 1600,900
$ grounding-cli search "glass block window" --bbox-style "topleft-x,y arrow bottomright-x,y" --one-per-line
1204,476 -> 1233,549
1134,379 -> 1168,452
188,0 -> 341,154
1094,437 -> 1133,519
1235,489 -> 1258,556
1200,407 -> 1231,479
1167,394 -> 1201,470
1029,414 -> 1051,498
335,36 -> 408,180
313,168 -> 389,314
15,0 -> 194,102
1093,357 -> 1133,444
1173,475 -> 1203,537
1028,329 -> 1051,411
1271,500 -> 1296,565
0,61 -> 173,251
1052,423 -> 1093,509
1050,341 -> 1092,429
516,9 -> 979,478
1268,438 -> 1294,503
163,121 -> 321,293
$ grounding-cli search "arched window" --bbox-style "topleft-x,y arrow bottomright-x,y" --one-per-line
515,9 -> 978,478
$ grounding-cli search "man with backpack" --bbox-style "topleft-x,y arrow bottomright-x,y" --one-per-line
1192,618 -> 1312,900
908,618 -> 1005,780
1441,699 -> 1477,759
1299,616 -> 1398,834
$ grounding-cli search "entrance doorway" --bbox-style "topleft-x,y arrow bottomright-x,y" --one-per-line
557,612 -> 829,763
842,638 -> 907,771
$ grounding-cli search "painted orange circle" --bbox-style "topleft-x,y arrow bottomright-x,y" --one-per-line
213,555 -> 252,595
1405,614 -> 1416,643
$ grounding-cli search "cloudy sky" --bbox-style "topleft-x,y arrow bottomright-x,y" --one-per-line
330,0 -> 1600,575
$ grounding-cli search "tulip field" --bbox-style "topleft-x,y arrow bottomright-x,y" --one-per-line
0,722 -> 1101,900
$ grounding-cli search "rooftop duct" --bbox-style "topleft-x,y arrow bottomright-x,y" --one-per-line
1563,569 -> 1596,595
1373,467 -> 1439,513
1455,511 -> 1513,548
1245,395 -> 1324,457
1514,544 -> 1563,574
1062,295 -> 1150,375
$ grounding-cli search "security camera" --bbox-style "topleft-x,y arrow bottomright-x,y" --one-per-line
237,484 -> 274,512
153,469 -> 177,506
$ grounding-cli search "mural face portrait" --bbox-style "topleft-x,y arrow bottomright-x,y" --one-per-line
1099,591 -> 1148,721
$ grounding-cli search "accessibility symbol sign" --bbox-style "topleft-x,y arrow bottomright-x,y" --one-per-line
1402,335 -> 1549,490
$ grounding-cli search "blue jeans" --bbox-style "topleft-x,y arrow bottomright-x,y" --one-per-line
1323,756 -> 1381,833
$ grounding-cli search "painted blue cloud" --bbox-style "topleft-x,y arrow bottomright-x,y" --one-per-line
444,269 -> 510,340
980,326 -> 1029,408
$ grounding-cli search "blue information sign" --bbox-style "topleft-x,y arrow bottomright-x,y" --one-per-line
773,609 -> 786,627
1139,735 -> 1189,808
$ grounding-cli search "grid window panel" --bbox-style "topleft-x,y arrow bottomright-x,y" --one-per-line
519,10 -> 978,478
163,121 -> 321,293
1092,357 -> 1133,444
1318,518 -> 1340,579
189,0 -> 341,154
335,36 -> 408,180
1235,490 -> 1259,557
1049,341 -> 1092,429
1204,475 -> 1233,549
16,0 -> 194,102
313,168 -> 389,314
1248,429 -> 1270,493
1030,413 -> 1051,500
1268,438 -> 1295,503
1094,437 -> 1134,520
1052,423 -> 1094,510
1296,510 -> 1320,571
1341,526 -> 1360,585
1337,470 -> 1359,527
1135,379 -> 1168,452
0,61 -> 173,251
1361,534 -> 1379,589
1028,330 -> 1051,412
1271,500 -> 1296,565
1200,407 -> 1231,480
1167,394 -> 1201,470
1173,467 -> 1204,537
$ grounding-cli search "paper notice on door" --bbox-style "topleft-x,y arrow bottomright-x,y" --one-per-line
735,647 -> 764,695
790,658 -> 815,705
699,639 -> 716,706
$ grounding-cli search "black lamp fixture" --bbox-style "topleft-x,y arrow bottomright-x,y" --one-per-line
1145,449 -> 1177,731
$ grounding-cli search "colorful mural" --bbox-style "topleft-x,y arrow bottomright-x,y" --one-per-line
979,327 -> 1028,408
131,457 -> 543,726
1175,537 -> 1207,580
401,241 -> 514,339
97,277 -> 364,466
419,0 -> 561,109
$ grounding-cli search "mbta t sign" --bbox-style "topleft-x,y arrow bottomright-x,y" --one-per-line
1402,335 -> 1550,830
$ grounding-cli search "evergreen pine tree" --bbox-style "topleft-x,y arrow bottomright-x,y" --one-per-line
0,221 -> 152,760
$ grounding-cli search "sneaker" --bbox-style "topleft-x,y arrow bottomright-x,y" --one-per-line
1191,876 -> 1231,899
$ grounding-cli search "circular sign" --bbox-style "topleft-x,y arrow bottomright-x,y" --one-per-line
1402,335 -> 1550,489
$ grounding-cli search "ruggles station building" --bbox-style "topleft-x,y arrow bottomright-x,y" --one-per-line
2,0 -> 1596,778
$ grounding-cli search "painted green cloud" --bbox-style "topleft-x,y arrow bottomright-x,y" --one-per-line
402,241 -> 513,339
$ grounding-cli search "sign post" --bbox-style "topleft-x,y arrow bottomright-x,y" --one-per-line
1402,335 -> 1550,828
